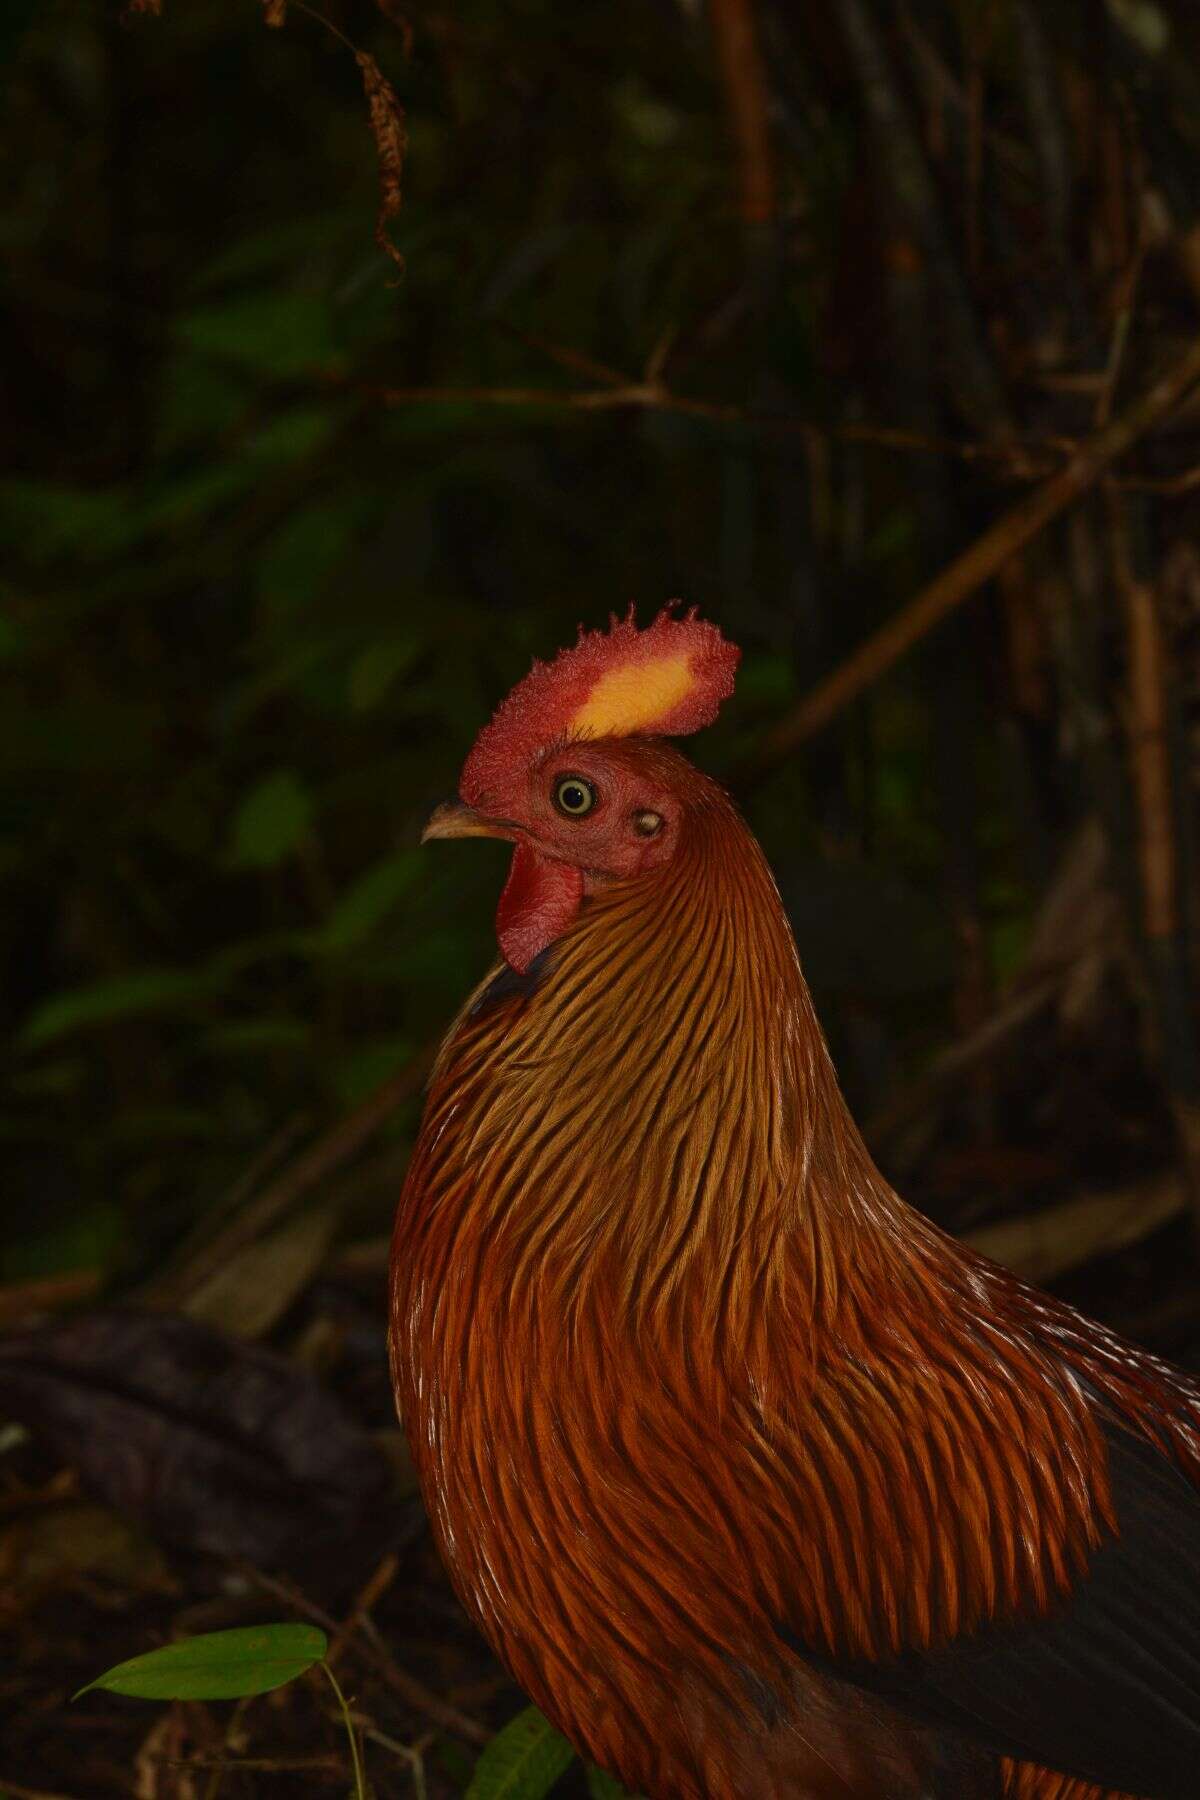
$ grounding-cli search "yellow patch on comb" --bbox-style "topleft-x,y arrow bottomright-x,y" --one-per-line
570,652 -> 696,738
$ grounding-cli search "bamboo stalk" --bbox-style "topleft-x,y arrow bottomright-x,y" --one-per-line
1109,491 -> 1200,1232
709,0 -> 775,226
1124,572 -> 1175,943
738,333 -> 1200,779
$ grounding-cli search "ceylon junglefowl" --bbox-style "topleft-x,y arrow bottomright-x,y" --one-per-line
390,608 -> 1200,1800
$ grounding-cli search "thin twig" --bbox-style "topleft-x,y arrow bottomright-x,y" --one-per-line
202,1695 -> 252,1800
736,333 -> 1200,778
367,376 -> 1075,468
248,1569 -> 490,1747
364,1726 -> 432,1800
321,1661 -> 367,1800
325,1550 -> 400,1672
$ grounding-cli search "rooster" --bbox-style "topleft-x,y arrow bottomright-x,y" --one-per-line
390,608 -> 1200,1800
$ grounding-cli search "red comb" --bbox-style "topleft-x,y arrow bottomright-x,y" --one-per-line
460,606 -> 740,805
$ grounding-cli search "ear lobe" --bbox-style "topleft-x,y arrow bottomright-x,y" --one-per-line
496,841 -> 585,973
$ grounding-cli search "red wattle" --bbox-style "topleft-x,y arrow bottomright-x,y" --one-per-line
495,841 -> 584,973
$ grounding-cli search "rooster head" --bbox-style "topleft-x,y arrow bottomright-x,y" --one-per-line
423,606 -> 740,972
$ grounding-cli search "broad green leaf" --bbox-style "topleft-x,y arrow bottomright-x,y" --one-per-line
22,969 -> 215,1049
586,1767 -> 640,1799
320,852 -> 421,953
77,1624 -> 327,1702
229,771 -> 312,869
466,1707 -> 574,1800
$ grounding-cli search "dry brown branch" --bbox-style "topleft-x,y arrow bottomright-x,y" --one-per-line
1117,465 -> 1200,495
371,374 -> 1200,493
737,333 -> 1200,778
248,1569 -> 490,1746
492,321 -> 630,389
0,1269 -> 101,1326
158,1756 -> 342,1773
324,1550 -> 400,1672
0,1783 -> 85,1800
709,0 -> 775,225
357,52 -> 407,273
370,376 -> 1079,467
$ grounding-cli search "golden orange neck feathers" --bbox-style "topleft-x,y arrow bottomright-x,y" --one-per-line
400,755 -> 881,1339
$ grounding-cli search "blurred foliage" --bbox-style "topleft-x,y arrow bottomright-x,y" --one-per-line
0,0 -> 963,1293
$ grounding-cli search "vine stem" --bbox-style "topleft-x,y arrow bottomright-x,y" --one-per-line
321,1659 -> 368,1800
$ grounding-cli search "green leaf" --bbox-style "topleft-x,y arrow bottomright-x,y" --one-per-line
347,637 -> 418,713
176,292 -> 341,380
229,770 -> 312,869
466,1707 -> 575,1800
76,1624 -> 327,1702
320,851 -> 421,953
0,613 -> 25,658
200,1018 -> 312,1057
0,1197 -> 123,1282
586,1768 -> 639,1800
331,1032 -> 413,1106
22,969 -> 216,1048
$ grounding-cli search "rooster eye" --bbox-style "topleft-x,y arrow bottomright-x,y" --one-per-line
553,774 -> 597,818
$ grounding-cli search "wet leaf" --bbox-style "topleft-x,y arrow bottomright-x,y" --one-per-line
78,1623 -> 326,1700
466,1706 -> 575,1800
0,1312 -> 391,1572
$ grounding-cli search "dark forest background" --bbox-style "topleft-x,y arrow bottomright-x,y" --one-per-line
5,0 -> 1200,1794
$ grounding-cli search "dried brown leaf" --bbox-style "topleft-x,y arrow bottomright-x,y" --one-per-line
357,51 -> 407,274
965,1174 -> 1184,1284
263,0 -> 288,26
183,1199 -> 340,1340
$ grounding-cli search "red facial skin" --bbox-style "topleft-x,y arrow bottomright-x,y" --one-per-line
463,740 -> 684,972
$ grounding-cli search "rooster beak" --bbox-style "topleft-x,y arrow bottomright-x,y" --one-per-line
421,800 -> 517,844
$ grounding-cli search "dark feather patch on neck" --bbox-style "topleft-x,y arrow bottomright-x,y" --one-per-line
470,945 -> 559,1017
